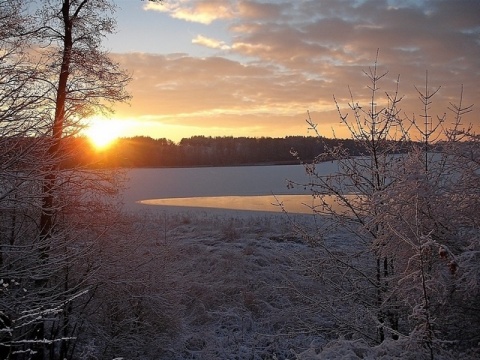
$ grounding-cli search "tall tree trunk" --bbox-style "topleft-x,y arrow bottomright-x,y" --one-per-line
39,0 -> 72,253
35,3 -> 73,359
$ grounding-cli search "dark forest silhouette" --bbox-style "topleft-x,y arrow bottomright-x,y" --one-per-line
64,135 -> 412,168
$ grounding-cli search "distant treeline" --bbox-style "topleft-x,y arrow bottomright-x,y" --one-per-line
63,135 -> 410,168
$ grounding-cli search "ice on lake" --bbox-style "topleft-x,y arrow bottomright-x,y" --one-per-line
140,194 -> 313,214
122,163 -> 343,213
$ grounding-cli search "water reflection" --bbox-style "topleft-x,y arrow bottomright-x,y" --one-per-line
138,194 -> 356,214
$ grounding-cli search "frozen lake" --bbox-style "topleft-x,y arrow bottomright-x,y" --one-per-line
121,163 -> 340,214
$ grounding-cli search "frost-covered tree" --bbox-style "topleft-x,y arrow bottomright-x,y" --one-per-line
372,84 -> 480,357
0,1 -> 163,359
289,57 -> 407,343
290,59 -> 479,358
0,2 -> 57,358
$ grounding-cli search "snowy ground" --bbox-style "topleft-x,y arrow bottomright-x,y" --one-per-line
108,205 -> 479,360
104,164 -> 479,359
110,205 -> 335,359
90,200 -> 479,360
108,165 -> 339,358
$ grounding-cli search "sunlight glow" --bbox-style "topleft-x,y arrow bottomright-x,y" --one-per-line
85,118 -> 123,150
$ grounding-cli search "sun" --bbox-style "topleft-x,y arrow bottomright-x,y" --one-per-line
85,119 -> 121,150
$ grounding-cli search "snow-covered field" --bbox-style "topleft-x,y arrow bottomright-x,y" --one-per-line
111,207 -> 336,359
111,166 -> 343,358
105,164 -> 478,359
114,207 -> 472,359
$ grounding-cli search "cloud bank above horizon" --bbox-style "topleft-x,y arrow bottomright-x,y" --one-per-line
109,0 -> 480,142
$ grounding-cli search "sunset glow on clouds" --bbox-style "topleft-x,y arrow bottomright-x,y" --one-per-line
144,0 -> 236,24
192,35 -> 231,50
107,0 -> 480,142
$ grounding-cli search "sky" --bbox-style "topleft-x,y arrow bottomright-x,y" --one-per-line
97,0 -> 480,143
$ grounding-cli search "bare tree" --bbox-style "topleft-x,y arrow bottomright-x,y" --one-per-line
35,0 -> 130,253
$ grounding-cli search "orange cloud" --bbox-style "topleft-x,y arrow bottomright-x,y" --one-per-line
124,1 -> 479,142
144,0 -> 236,24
